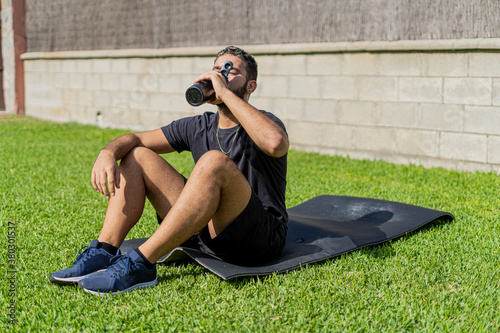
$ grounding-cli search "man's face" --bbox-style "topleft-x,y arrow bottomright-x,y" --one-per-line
213,54 -> 250,100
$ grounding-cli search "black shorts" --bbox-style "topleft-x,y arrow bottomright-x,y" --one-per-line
157,190 -> 287,265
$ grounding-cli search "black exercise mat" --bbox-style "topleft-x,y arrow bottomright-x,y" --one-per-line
120,195 -> 454,280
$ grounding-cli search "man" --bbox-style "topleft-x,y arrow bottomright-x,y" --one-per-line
49,46 -> 289,295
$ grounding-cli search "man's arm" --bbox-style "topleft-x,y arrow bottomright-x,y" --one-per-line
200,71 -> 289,158
220,90 -> 289,158
92,128 -> 174,198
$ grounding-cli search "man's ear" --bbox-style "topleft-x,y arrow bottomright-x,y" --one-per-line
246,80 -> 257,94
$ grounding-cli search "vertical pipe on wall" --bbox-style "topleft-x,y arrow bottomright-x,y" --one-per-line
1,0 -> 25,114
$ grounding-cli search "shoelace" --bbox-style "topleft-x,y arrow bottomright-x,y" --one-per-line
73,246 -> 95,264
107,254 -> 132,278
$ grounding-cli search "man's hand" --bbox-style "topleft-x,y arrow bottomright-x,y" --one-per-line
89,129 -> 175,198
91,150 -> 121,199
193,71 -> 230,105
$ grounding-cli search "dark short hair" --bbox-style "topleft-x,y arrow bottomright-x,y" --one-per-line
216,46 -> 258,82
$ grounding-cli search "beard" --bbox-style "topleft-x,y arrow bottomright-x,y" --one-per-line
234,82 -> 248,99
216,81 -> 248,109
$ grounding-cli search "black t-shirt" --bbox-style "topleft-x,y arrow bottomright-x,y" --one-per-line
161,111 -> 288,227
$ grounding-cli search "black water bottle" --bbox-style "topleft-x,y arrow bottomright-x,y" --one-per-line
185,61 -> 233,106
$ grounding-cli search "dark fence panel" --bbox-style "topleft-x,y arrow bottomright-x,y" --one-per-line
26,0 -> 500,52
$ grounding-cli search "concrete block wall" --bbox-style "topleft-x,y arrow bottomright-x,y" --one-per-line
24,55 -> 218,131
21,40 -> 500,173
256,53 -> 500,173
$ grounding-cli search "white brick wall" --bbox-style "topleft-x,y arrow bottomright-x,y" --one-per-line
440,132 -> 487,163
444,78 -> 492,105
493,79 -> 500,105
421,53 -> 467,77
24,55 -> 217,130
22,40 -> 500,173
357,77 -> 398,101
487,136 -> 500,164
399,77 -> 442,103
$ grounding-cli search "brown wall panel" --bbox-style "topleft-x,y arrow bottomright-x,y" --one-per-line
25,0 -> 500,52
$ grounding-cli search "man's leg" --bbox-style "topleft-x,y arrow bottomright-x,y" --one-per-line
97,147 -> 187,248
78,150 -> 252,295
49,147 -> 185,285
138,150 -> 252,263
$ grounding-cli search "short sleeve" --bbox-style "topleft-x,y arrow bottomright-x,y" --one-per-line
261,110 -> 287,133
161,117 -> 192,152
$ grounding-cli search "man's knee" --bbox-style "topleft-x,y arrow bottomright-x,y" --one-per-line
193,151 -> 242,184
119,147 -> 159,172
197,151 -> 234,171
122,147 -> 152,163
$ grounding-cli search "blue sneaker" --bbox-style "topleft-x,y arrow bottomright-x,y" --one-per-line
49,240 -> 119,285
78,248 -> 157,296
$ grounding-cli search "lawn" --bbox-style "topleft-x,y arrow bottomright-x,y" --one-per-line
1,115 -> 499,332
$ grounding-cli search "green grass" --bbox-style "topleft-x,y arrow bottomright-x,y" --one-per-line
1,115 -> 500,332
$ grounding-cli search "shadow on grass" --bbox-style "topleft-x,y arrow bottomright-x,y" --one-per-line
156,260 -> 209,284
357,215 -> 454,259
